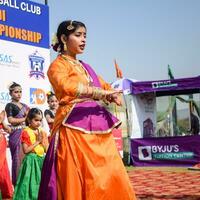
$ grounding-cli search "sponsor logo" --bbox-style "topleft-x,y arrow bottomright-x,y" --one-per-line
0,53 -> 20,68
0,91 -> 11,104
113,83 -> 120,89
29,50 -> 45,80
138,146 -> 152,160
30,88 -> 46,105
152,80 -> 177,89
138,145 -> 194,161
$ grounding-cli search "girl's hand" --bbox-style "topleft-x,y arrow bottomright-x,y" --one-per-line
0,129 -> 6,135
0,111 -> 5,123
0,130 -> 4,139
36,130 -> 43,143
105,90 -> 122,106
111,93 -> 122,106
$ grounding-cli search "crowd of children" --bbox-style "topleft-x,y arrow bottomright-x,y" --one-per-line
0,82 -> 58,200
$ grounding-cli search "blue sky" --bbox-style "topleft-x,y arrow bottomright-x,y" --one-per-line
33,0 -> 200,82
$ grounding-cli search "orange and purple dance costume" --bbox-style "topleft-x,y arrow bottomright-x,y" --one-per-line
38,55 -> 136,200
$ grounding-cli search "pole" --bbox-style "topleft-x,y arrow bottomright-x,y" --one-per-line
45,0 -> 48,5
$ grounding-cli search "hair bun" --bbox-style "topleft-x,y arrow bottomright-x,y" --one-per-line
51,34 -> 61,52
7,81 -> 14,90
52,43 -> 60,52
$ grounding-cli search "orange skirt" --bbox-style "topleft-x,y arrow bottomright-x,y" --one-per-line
56,126 -> 136,200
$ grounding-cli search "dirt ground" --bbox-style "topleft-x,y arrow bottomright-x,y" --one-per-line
127,167 -> 200,200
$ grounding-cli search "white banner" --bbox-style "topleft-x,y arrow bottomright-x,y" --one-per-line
0,39 -> 50,113
130,93 -> 157,138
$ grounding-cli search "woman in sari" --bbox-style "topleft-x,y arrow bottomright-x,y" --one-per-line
0,111 -> 13,199
38,20 -> 136,200
5,82 -> 29,185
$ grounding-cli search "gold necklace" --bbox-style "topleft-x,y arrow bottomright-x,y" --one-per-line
61,54 -> 81,66
61,54 -> 91,83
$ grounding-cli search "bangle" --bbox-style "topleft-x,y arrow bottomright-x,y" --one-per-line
77,83 -> 84,97
92,87 -> 106,100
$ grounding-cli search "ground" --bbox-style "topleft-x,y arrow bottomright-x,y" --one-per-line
127,167 -> 200,200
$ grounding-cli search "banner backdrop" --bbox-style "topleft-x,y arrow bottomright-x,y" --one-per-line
0,0 -> 50,116
130,93 -> 157,138
112,128 -> 123,157
131,135 -> 200,166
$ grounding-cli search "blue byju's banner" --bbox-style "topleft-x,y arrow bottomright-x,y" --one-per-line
0,0 -> 49,48
131,135 -> 200,166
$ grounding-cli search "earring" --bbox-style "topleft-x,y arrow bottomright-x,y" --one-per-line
64,43 -> 67,51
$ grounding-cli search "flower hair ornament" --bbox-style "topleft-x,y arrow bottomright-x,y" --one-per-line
46,91 -> 53,97
46,91 -> 55,101
67,20 -> 74,30
51,33 -> 58,46
51,33 -> 61,52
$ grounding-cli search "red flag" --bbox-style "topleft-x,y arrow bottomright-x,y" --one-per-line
114,59 -> 123,79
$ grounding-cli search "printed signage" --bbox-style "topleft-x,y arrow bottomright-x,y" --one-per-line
0,0 -> 49,48
131,135 -> 200,166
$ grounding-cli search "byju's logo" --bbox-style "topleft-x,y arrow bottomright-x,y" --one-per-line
138,145 -> 193,161
30,88 -> 46,105
138,146 -> 152,160
29,50 -> 45,80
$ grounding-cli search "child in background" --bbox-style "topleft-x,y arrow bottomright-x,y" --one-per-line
13,108 -> 48,200
44,91 -> 58,131
0,111 -> 13,199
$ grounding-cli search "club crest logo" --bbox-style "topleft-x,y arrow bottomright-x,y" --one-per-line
29,50 -> 45,80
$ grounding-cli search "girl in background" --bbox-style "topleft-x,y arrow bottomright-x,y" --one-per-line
44,91 -> 58,131
5,82 -> 29,185
0,110 -> 13,199
13,108 -> 48,200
